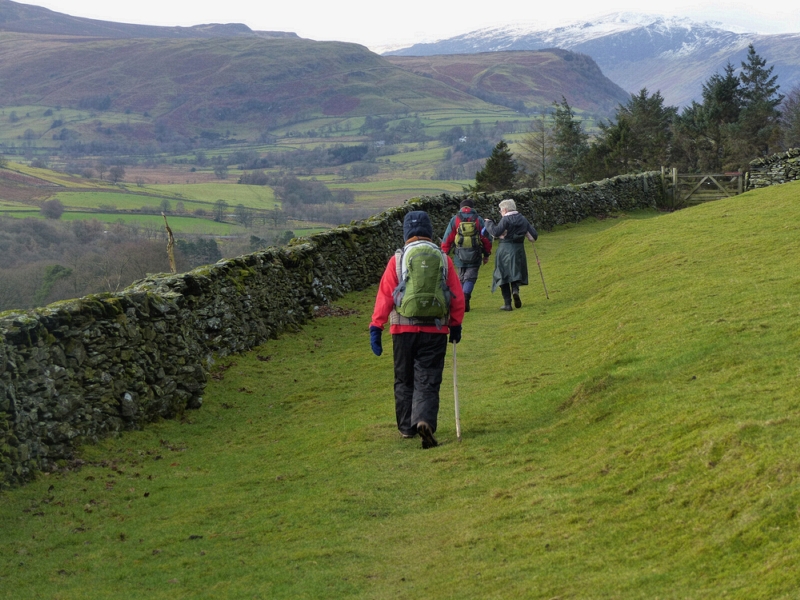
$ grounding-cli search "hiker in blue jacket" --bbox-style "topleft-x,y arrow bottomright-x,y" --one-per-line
440,199 -> 492,312
483,199 -> 538,311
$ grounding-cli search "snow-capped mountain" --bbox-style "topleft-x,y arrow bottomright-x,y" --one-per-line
386,13 -> 800,108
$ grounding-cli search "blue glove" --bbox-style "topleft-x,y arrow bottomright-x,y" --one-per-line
449,325 -> 462,344
369,325 -> 383,356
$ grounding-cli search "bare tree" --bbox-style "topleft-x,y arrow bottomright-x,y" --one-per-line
781,86 -> 800,149
234,203 -> 254,228
517,114 -> 554,187
269,206 -> 287,228
0,267 -> 37,310
213,199 -> 229,222
108,165 -> 125,183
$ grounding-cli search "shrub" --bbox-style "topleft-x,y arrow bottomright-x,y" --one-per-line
40,199 -> 65,220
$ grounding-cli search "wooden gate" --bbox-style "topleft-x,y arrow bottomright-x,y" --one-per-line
662,167 -> 744,208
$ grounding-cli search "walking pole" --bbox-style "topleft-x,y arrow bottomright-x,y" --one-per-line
452,341 -> 462,441
532,241 -> 549,300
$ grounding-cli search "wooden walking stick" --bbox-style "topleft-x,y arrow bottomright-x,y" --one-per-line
452,341 -> 462,441
532,241 -> 549,299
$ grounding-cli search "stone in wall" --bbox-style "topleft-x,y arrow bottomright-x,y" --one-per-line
748,148 -> 800,189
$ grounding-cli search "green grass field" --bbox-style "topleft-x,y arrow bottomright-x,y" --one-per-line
0,201 -> 35,214
142,183 -> 278,209
52,184 -> 277,213
328,178 -> 469,199
59,212 -> 248,235
53,191 -> 183,211
3,181 -> 800,598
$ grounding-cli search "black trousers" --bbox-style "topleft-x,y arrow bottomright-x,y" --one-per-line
499,282 -> 521,305
392,332 -> 448,434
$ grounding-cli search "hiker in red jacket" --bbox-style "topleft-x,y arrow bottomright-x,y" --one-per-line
440,198 -> 493,312
369,211 -> 465,449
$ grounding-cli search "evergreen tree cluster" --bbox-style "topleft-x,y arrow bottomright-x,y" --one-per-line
508,44 -> 798,190
471,141 -> 517,193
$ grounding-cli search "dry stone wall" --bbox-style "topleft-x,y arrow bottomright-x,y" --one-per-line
0,172 -> 664,488
748,148 -> 800,188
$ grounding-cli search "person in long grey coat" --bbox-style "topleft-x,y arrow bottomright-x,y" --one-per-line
483,199 -> 538,311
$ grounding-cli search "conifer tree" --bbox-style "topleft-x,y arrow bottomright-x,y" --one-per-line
517,114 -> 553,188
588,89 -> 677,178
702,63 -> 742,170
672,100 -> 712,172
735,44 -> 783,160
550,97 -> 589,184
473,140 -> 517,192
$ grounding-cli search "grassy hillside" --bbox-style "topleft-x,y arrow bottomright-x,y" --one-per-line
386,49 -> 630,117
0,33 -> 501,137
3,182 -> 800,598
0,30 -> 627,148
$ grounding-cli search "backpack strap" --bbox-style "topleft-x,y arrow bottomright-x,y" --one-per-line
394,248 -> 403,282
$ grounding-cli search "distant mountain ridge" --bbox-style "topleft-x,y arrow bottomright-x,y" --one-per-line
386,13 -> 800,107
0,0 -> 297,38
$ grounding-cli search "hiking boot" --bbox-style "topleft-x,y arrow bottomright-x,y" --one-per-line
400,431 -> 416,439
500,304 -> 513,311
512,291 -> 522,308
464,293 -> 471,313
417,422 -> 438,449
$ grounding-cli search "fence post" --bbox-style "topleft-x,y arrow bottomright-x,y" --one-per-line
672,167 -> 678,206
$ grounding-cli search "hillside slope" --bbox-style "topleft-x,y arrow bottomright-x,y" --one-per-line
0,33 -> 491,135
0,0 -> 295,38
2,182 -> 800,596
386,49 -> 630,116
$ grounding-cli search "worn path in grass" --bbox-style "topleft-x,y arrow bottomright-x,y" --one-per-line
2,182 -> 800,598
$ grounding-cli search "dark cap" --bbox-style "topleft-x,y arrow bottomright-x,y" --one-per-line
459,199 -> 474,209
403,210 -> 433,241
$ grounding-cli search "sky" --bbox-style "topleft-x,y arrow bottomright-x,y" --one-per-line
24,0 -> 800,52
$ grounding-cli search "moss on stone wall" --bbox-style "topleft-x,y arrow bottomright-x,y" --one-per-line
749,148 -> 800,188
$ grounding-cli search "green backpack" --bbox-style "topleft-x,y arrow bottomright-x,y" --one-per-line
454,216 -> 481,263
393,240 -> 451,323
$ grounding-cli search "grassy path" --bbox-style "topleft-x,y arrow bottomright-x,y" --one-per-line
2,182 -> 800,598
